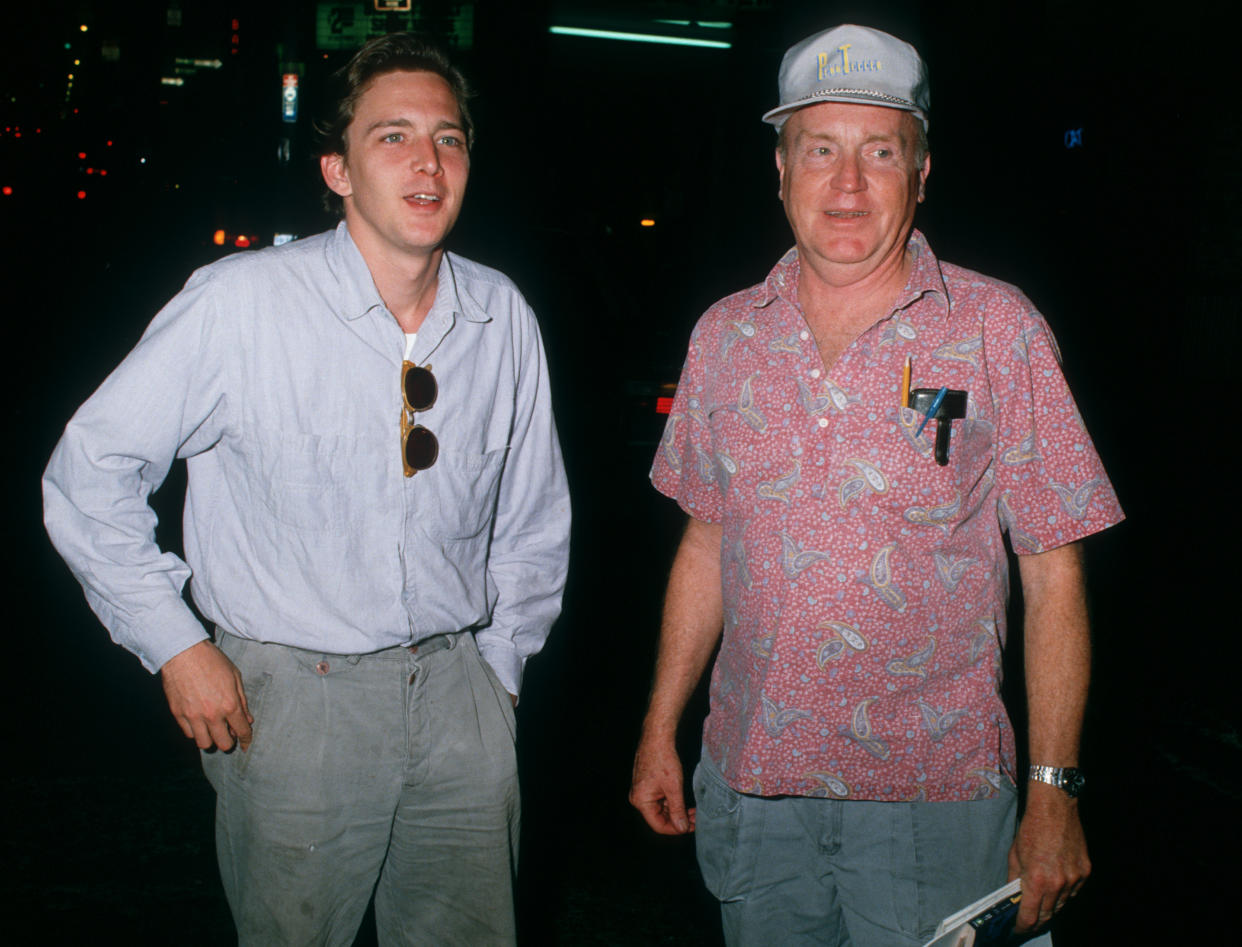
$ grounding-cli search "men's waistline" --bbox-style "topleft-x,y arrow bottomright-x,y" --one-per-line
213,627 -> 468,663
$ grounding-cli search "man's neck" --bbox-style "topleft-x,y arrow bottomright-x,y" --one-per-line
796,242 -> 912,326
795,238 -> 913,372
348,228 -> 445,333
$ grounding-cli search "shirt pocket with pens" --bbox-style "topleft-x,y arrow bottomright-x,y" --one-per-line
869,402 -> 991,538
895,393 -> 987,455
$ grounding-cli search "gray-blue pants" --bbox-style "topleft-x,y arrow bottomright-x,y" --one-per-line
694,755 -> 1053,946
202,629 -> 519,946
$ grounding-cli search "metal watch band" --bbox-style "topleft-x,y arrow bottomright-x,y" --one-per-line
1028,765 -> 1086,797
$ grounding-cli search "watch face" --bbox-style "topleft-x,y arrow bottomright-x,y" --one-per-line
1062,770 -> 1086,796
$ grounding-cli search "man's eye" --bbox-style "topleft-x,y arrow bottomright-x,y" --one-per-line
382,133 -> 404,144
812,146 -> 832,156
438,135 -> 462,147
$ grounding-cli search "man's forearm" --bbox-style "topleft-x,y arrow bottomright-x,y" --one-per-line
630,515 -> 725,834
641,516 -> 726,739
1010,540 -> 1092,931
1019,541 -> 1090,766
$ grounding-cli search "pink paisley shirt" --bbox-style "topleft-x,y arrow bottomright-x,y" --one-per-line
652,231 -> 1123,802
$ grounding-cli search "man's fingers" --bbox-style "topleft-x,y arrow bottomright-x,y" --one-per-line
664,793 -> 691,833
629,777 -> 693,835
226,707 -> 253,751
205,717 -> 238,752
237,672 -> 254,724
633,799 -> 676,835
161,640 -> 254,752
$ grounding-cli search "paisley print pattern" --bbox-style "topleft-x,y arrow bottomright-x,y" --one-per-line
652,231 -> 1123,801
757,461 -> 800,505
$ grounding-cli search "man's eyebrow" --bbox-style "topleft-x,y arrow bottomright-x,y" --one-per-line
365,118 -> 412,135
796,130 -> 904,144
363,117 -> 465,135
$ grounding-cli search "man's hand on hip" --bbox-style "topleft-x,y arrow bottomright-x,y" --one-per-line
629,733 -> 695,835
1007,782 -> 1090,933
160,639 -> 254,752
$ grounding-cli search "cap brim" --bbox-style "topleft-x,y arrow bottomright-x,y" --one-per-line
761,93 -> 924,127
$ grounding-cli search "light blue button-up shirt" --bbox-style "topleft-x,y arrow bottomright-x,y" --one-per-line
43,222 -> 570,695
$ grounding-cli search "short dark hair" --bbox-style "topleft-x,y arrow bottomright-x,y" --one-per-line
317,33 -> 474,217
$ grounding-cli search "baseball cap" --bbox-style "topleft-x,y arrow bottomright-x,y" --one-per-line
762,24 -> 929,129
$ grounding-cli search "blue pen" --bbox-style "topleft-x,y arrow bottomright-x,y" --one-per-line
915,386 -> 948,437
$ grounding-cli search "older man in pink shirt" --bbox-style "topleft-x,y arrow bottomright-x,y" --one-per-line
630,23 -> 1122,947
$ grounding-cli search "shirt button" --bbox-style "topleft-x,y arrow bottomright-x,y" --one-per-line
800,330 -> 810,341
315,660 -> 330,675
810,369 -> 821,379
818,418 -> 829,428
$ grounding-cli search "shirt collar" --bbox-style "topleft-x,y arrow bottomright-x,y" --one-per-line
440,253 -> 492,324
326,221 -> 490,325
754,228 -> 950,321
892,229 -> 949,320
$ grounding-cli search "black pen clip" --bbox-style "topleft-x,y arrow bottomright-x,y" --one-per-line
909,388 -> 968,465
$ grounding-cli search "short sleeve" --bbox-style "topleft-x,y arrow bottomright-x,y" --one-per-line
650,316 -> 724,524
987,301 -> 1124,553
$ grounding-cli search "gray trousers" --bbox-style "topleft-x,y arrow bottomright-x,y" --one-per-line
202,629 -> 519,946
694,755 -> 1053,947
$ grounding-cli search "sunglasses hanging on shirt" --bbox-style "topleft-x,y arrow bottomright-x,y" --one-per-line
401,362 -> 439,476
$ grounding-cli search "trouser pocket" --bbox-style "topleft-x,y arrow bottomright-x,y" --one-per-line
693,757 -> 749,901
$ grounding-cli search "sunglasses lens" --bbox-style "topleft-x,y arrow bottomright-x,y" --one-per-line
404,425 -> 439,472
403,365 -> 437,412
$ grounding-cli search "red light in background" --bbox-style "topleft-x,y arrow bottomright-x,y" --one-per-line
234,235 -> 251,248
99,169 -> 108,176
213,229 -> 227,246
77,190 -> 86,199
78,151 -> 86,159
86,168 -> 94,174
656,397 -> 674,415
2,186 -> 13,196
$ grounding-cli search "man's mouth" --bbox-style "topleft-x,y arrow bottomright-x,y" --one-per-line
825,210 -> 866,218
406,193 -> 441,204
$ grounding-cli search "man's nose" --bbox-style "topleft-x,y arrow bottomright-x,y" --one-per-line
831,154 -> 864,191
410,136 -> 442,175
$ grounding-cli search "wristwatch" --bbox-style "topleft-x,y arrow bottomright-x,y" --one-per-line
1028,765 -> 1086,797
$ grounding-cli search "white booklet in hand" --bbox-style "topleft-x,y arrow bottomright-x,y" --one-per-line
922,878 -> 1023,947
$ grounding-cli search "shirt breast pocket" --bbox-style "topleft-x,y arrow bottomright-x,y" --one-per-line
248,431 -> 358,533
885,405 -> 993,520
416,446 -> 509,541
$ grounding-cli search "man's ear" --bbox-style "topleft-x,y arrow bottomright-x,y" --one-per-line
775,146 -> 786,200
917,152 -> 930,203
320,153 -> 352,198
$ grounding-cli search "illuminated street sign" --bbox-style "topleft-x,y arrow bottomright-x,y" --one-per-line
282,74 -> 299,123
316,2 -> 474,50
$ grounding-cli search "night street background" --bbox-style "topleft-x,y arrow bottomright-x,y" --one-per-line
3,1 -> 1239,943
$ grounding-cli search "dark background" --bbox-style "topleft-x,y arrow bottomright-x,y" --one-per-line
3,1 -> 1239,943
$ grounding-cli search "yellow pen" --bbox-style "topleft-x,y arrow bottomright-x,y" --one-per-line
901,356 -> 911,408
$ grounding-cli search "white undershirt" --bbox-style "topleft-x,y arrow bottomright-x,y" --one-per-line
404,333 -> 417,361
